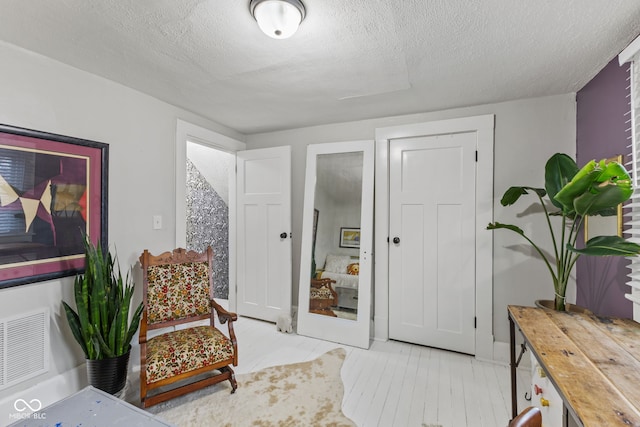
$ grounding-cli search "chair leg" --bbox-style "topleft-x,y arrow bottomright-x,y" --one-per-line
140,372 -> 147,406
221,366 -> 238,393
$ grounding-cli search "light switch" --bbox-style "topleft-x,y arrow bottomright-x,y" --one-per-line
153,215 -> 162,230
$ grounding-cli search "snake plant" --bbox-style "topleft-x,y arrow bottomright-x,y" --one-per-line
62,238 -> 143,359
488,153 -> 640,311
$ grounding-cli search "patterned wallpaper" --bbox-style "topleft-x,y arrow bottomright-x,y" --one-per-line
186,159 -> 229,299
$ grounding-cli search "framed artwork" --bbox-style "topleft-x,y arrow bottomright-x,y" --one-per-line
339,227 -> 360,249
0,124 -> 108,289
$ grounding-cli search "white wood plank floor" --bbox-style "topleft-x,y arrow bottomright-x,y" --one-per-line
231,315 -> 532,427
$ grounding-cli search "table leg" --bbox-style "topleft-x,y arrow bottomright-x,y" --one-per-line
510,314 -> 517,420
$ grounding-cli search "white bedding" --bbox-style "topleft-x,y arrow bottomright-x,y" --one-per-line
318,271 -> 359,290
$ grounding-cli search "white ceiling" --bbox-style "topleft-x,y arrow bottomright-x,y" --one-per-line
0,1 -> 639,135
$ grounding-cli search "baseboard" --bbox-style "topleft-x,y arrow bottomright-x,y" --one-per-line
373,314 -> 388,341
492,341 -> 511,365
475,331 -> 495,362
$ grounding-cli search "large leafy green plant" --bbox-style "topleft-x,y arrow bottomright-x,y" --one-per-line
488,153 -> 640,311
62,238 -> 143,359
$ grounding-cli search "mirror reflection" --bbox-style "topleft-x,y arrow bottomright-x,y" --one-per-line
308,152 -> 363,320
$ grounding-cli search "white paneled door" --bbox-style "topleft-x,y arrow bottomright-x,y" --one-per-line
236,146 -> 292,322
389,132 -> 476,354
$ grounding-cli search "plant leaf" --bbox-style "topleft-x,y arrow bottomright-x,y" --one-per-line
545,153 -> 579,210
125,302 -> 144,350
62,301 -> 90,358
94,330 -> 116,359
500,186 -> 546,206
573,162 -> 633,216
75,273 -> 97,359
568,235 -> 640,256
487,222 -> 525,235
574,183 -> 631,216
116,281 -> 130,355
552,158 -> 599,212
589,206 -> 617,217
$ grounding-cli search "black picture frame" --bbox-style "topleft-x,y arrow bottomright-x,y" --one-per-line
339,227 -> 360,249
0,124 -> 108,289
312,209 -> 319,252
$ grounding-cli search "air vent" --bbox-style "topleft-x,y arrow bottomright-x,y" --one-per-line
0,309 -> 49,390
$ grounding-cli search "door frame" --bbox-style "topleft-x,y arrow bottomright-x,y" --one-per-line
374,114 -> 495,361
175,119 -> 246,311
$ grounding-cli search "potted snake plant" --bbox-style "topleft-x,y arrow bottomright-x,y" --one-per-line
62,237 -> 143,395
488,153 -> 640,311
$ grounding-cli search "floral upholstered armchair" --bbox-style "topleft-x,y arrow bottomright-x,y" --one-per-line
138,247 -> 238,407
309,277 -> 338,317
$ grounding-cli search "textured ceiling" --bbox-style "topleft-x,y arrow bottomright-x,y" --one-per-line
0,0 -> 639,134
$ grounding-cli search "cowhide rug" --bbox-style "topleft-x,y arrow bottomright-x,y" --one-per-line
148,348 -> 355,427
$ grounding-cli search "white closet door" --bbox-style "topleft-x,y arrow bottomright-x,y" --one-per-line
236,146 -> 291,322
389,132 -> 476,355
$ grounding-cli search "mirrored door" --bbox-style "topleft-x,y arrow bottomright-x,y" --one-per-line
297,140 -> 374,349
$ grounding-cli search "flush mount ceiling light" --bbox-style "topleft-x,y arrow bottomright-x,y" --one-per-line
250,0 -> 306,39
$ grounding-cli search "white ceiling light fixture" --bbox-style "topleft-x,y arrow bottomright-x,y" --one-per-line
250,0 -> 306,39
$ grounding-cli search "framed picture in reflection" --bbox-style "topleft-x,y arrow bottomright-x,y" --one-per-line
339,227 -> 360,248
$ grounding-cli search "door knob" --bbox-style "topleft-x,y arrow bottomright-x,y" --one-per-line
393,237 -> 400,244
280,232 -> 287,239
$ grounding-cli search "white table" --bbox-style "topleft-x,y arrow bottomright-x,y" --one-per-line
8,386 -> 174,427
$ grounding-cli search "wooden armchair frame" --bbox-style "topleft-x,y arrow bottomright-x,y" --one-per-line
309,277 -> 338,316
139,247 -> 238,408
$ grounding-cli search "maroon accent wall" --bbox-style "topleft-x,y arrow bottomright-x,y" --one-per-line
576,57 -> 631,317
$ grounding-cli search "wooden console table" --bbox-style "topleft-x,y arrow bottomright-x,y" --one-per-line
508,305 -> 640,427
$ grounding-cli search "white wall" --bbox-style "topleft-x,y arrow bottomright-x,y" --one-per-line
0,41 -> 244,412
314,186 -> 361,270
246,94 -> 577,347
187,142 -> 234,205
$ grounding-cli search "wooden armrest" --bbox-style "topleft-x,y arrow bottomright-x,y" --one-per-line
210,299 -> 238,364
211,299 -> 238,324
138,313 -> 148,344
